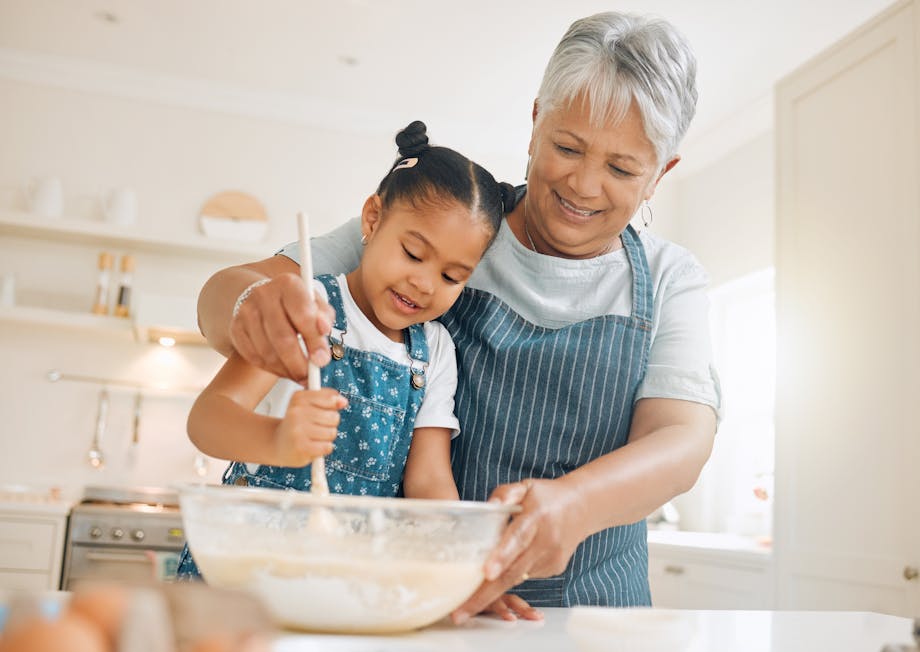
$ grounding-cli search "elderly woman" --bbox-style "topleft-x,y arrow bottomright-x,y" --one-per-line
195,11 -> 720,620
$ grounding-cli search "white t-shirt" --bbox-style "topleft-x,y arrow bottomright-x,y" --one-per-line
280,217 -> 721,418
262,274 -> 461,437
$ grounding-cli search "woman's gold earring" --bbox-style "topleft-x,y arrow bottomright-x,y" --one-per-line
360,233 -> 368,246
641,201 -> 653,228
524,156 -> 531,181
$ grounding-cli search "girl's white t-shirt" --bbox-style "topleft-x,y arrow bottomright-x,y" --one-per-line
262,273 -> 461,437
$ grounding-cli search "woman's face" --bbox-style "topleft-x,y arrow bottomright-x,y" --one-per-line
350,194 -> 492,342
525,95 -> 677,259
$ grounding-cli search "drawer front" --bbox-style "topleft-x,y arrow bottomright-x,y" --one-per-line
0,570 -> 54,591
649,554 -> 773,609
0,517 -> 58,571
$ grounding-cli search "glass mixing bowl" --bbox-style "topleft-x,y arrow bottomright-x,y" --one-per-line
178,484 -> 518,634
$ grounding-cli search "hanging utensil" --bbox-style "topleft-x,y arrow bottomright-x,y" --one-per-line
132,392 -> 142,445
88,388 -> 108,469
193,452 -> 209,478
127,391 -> 142,467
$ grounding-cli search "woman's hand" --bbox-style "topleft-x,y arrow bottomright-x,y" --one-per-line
451,477 -> 587,624
272,388 -> 346,467
482,593 -> 543,622
230,272 -> 336,382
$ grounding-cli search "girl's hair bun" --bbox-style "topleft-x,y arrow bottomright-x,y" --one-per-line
396,120 -> 430,157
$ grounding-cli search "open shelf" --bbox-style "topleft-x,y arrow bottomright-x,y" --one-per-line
0,303 -> 134,338
0,210 -> 270,260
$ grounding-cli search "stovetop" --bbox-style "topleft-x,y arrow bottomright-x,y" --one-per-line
68,486 -> 185,548
80,485 -> 179,508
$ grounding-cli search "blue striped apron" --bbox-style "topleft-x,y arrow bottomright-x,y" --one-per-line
440,224 -> 653,607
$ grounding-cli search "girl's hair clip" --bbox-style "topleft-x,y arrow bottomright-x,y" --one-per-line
394,157 -> 418,170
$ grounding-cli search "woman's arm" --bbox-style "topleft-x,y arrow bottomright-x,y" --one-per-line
563,397 -> 716,533
187,353 -> 346,466
197,255 -> 334,381
401,427 -> 459,500
404,427 -> 542,622
197,218 -> 364,378
451,397 -> 716,623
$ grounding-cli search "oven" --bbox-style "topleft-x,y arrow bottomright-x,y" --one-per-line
60,486 -> 185,590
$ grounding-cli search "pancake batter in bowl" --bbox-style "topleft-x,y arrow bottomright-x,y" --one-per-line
195,552 -> 483,633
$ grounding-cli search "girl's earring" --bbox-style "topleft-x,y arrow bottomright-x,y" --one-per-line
524,156 -> 531,181
360,233 -> 368,246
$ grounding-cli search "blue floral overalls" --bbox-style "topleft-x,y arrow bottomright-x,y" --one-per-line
176,274 -> 429,579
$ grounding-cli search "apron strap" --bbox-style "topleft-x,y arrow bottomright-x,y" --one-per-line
620,225 -> 654,324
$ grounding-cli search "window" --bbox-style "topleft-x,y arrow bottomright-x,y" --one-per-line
670,268 -> 775,542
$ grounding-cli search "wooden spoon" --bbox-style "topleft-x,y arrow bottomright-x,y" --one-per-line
297,211 -> 330,497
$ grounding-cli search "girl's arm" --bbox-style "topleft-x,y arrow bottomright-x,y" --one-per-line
401,427 -> 459,500
187,353 -> 346,466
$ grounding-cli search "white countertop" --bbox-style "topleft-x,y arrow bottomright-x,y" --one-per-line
647,529 -> 772,566
647,528 -> 771,554
0,485 -> 76,516
272,608 -> 917,652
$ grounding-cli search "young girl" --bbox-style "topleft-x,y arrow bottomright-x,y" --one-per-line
176,120 -> 514,572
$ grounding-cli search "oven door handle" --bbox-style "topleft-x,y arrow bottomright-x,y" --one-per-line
84,550 -> 153,564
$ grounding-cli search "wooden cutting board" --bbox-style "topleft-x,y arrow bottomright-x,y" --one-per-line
199,190 -> 267,222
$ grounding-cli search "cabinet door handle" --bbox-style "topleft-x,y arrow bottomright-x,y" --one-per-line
85,551 -> 151,564
664,565 -> 685,575
904,566 -> 919,581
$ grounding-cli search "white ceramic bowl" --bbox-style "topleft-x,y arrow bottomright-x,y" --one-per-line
178,484 -> 516,634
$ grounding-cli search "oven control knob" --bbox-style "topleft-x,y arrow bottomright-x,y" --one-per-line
111,527 -> 125,540
89,526 -> 103,539
131,529 -> 145,542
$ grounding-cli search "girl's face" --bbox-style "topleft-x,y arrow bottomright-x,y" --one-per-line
349,194 -> 492,341
524,95 -> 678,259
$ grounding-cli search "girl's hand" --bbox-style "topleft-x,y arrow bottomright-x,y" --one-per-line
230,272 -> 336,383
451,478 -> 586,624
482,593 -> 543,622
272,388 -> 347,467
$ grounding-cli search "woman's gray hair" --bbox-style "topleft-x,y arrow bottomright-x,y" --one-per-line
536,12 -> 698,168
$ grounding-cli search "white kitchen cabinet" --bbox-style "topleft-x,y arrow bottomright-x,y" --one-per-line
0,504 -> 70,591
775,0 -> 920,617
647,531 -> 773,609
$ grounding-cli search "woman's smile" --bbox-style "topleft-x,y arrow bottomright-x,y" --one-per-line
553,190 -> 603,223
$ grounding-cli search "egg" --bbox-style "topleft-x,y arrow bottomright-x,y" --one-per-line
68,583 -> 130,648
0,613 -> 108,652
188,633 -> 272,652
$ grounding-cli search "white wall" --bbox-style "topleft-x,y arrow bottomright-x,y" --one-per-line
0,74 -> 465,493
0,78 -> 402,240
665,132 -> 775,287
